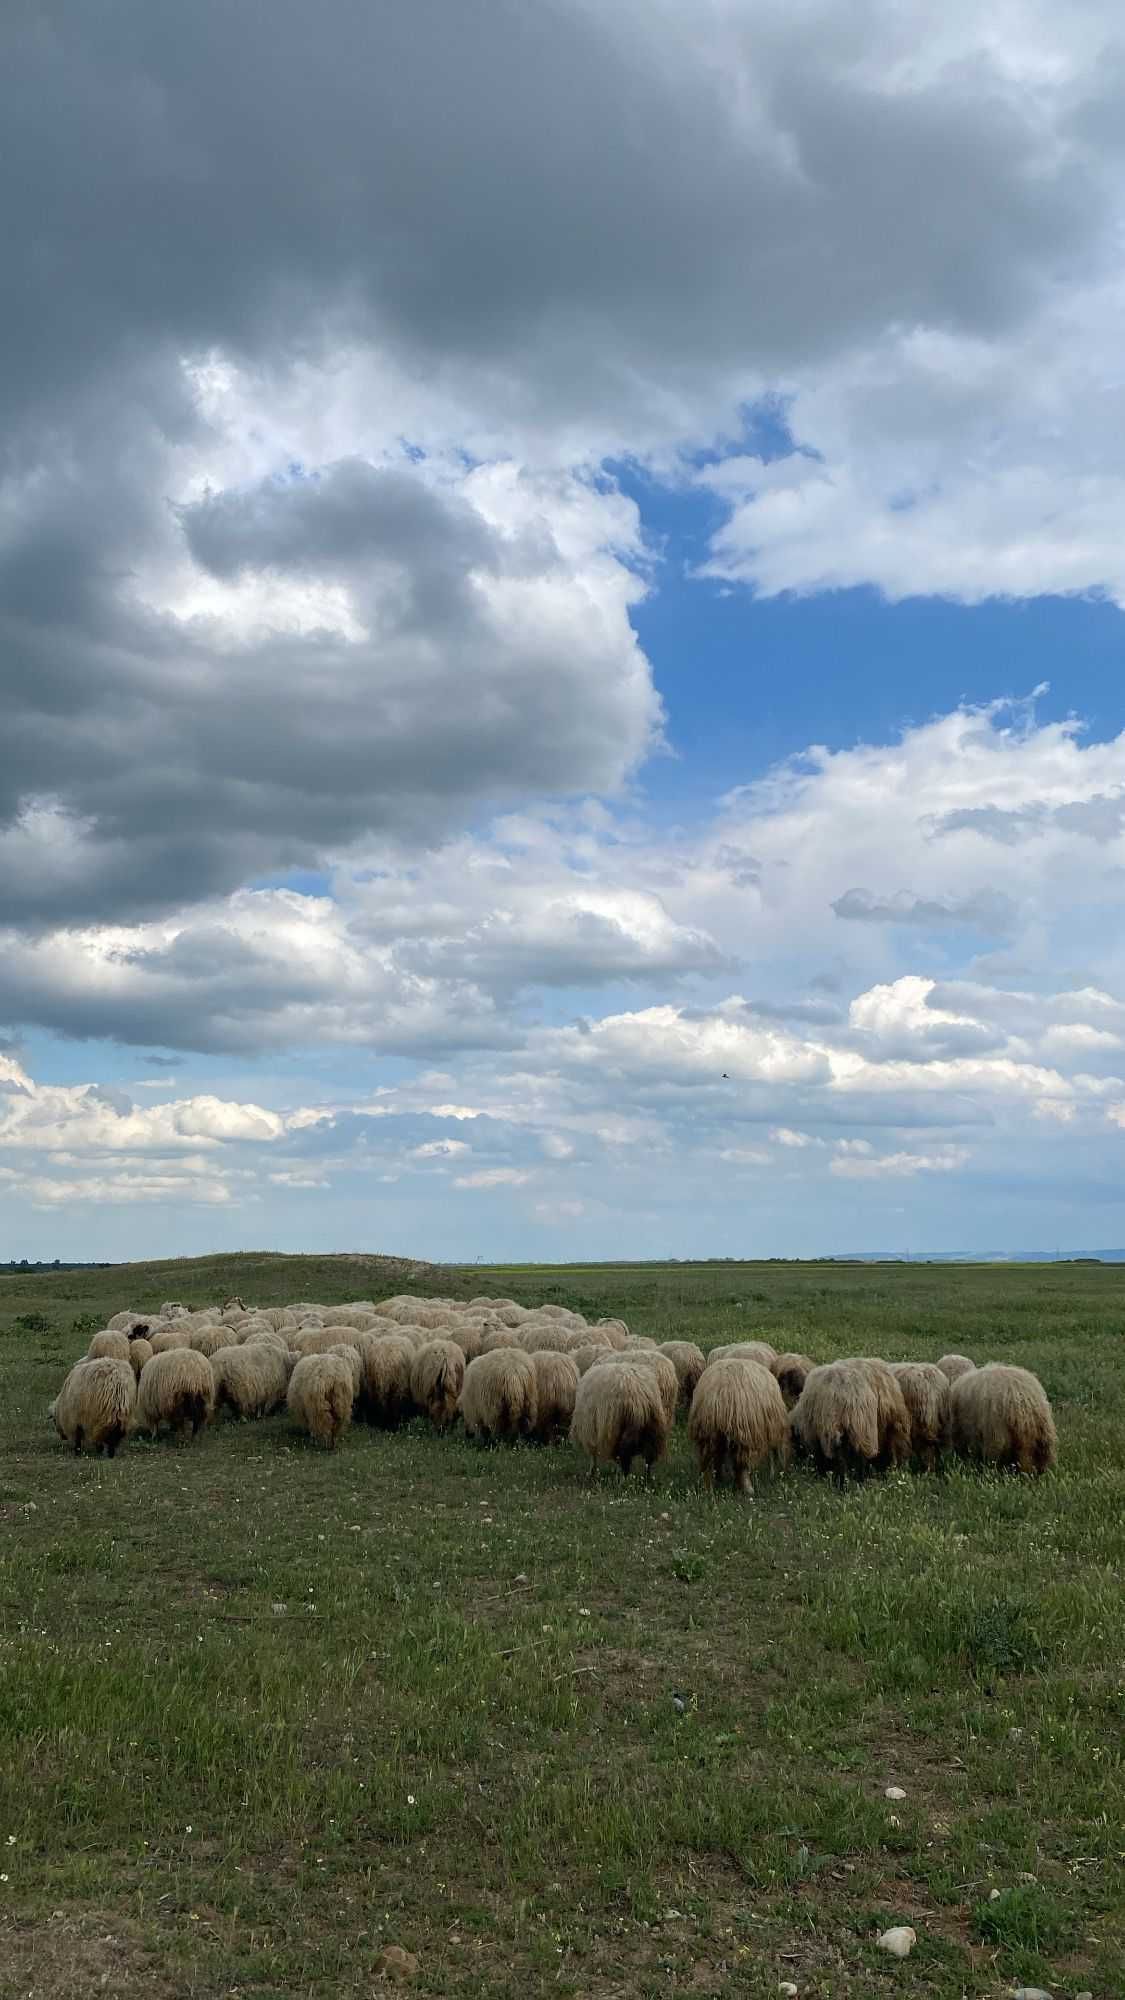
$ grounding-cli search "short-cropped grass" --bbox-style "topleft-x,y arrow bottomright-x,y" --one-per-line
1,1251 -> 1123,1997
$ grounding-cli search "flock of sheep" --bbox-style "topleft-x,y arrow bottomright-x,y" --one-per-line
46,1291 -> 1058,1486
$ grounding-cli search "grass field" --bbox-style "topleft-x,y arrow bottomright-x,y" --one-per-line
1,1253 -> 1122,1999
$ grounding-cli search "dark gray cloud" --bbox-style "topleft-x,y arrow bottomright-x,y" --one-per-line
0,0 -> 1112,957
2,2 -> 1103,447
831,887 -> 1016,933
0,447 -> 658,925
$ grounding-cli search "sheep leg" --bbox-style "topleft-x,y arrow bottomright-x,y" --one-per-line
73,1427 -> 84,1456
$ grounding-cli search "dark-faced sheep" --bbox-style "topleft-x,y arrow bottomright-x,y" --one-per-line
529,1350 -> 580,1442
791,1358 -> 910,1480
771,1351 -> 815,1409
570,1360 -> 670,1478
951,1363 -> 1057,1473
459,1349 -> 538,1443
137,1349 -> 216,1441
889,1361 -> 952,1471
688,1358 -> 790,1493
936,1353 -> 976,1384
50,1358 -> 136,1456
287,1352 -> 355,1449
411,1339 -> 466,1429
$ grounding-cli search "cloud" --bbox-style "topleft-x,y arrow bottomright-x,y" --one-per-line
453,1167 -> 532,1191
829,1143 -> 970,1179
831,888 -> 1016,932
0,454 -> 659,929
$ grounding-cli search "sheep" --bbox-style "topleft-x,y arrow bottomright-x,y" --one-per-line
150,1325 -> 193,1353
107,1310 -> 140,1333
244,1326 -> 291,1354
450,1320 -> 485,1363
128,1337 -> 153,1379
936,1353 -> 976,1384
460,1349 -> 538,1443
951,1363 -> 1057,1474
570,1360 -> 670,1477
688,1358 -> 790,1493
658,1340 -> 706,1407
136,1349 -> 216,1441
158,1300 -> 190,1319
86,1329 -> 133,1366
529,1350 -> 580,1442
212,1344 -> 289,1420
791,1359 -> 911,1480
361,1334 -> 417,1427
260,1307 -> 297,1333
771,1351 -> 816,1410
410,1339 -> 466,1430
188,1323 -> 239,1359
479,1327 -> 523,1353
291,1326 -> 363,1358
50,1358 -> 136,1456
595,1317 -> 630,1346
287,1352 -> 355,1449
889,1361 -> 952,1471
588,1348 -> 679,1426
330,1344 -> 364,1397
571,1342 -> 609,1376
706,1339 -> 778,1370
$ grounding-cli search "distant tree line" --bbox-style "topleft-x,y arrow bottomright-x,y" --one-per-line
1,1259 -> 114,1273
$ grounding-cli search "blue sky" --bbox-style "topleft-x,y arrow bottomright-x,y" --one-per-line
6,2 -> 1125,1261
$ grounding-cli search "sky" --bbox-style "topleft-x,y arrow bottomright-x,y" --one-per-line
6,1 -> 1125,1262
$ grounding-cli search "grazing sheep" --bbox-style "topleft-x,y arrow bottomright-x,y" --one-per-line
287,1352 -> 355,1449
570,1360 -> 670,1477
688,1358 -> 790,1492
150,1325 -> 193,1354
951,1363 -> 1057,1474
128,1337 -> 153,1379
212,1344 -> 289,1420
570,1342 -> 609,1376
936,1353 -> 976,1384
530,1350 -> 580,1442
330,1344 -> 364,1397
460,1349 -> 538,1443
479,1327 -> 523,1353
361,1334 -> 417,1427
291,1325 -> 363,1358
595,1317 -> 630,1346
158,1300 -> 190,1319
188,1323 -> 239,1359
244,1326 -> 291,1354
791,1359 -> 911,1480
589,1349 -> 679,1426
771,1351 -> 816,1410
137,1349 -> 216,1441
410,1339 -> 466,1430
889,1361 -> 952,1471
87,1329 -> 133,1365
658,1340 -> 706,1407
50,1358 -> 136,1456
707,1339 -> 778,1370
260,1307 -> 297,1333
107,1310 -> 140,1333
451,1321 -> 484,1363
521,1323 -> 580,1354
